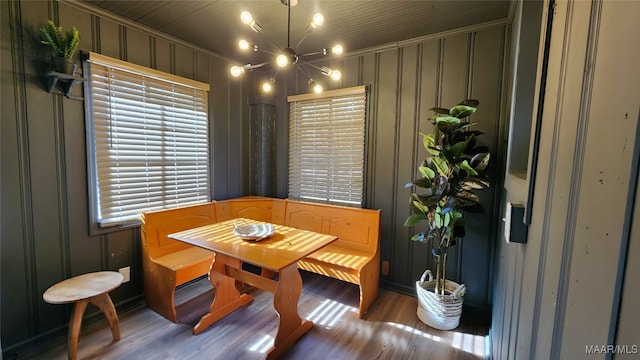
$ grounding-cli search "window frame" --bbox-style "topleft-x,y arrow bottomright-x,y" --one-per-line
83,52 -> 211,235
287,85 -> 369,207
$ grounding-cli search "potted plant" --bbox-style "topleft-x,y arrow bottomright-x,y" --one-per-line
404,99 -> 490,330
40,20 -> 80,75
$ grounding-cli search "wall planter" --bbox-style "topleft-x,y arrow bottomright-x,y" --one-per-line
40,20 -> 79,74
51,56 -> 77,76
40,20 -> 82,98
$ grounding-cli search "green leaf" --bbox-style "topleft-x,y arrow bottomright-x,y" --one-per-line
409,178 -> 432,188
411,199 -> 430,214
443,212 -> 451,227
471,152 -> 490,172
434,211 -> 442,228
429,107 -> 450,114
40,20 -> 80,58
432,156 -> 449,175
436,116 -> 461,125
448,139 -> 468,157
418,166 -> 436,179
460,160 -> 478,175
422,133 -> 439,155
463,179 -> 489,190
458,99 -> 480,107
449,105 -> 477,118
404,213 -> 427,227
449,210 -> 464,223
415,194 -> 442,208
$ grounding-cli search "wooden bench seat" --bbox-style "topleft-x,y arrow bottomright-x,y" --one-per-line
298,246 -> 369,284
153,247 -> 214,285
140,202 -> 217,323
140,197 -> 381,322
284,199 -> 381,318
304,245 -> 371,270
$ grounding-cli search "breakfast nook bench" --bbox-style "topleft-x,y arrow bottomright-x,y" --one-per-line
140,202 -> 217,322
140,197 -> 381,321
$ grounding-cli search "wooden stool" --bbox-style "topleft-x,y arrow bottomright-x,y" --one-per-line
43,271 -> 124,360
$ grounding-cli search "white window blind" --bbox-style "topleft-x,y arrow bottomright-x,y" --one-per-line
288,86 -> 367,206
86,52 -> 210,227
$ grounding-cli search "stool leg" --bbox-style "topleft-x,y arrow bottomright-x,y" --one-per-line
68,299 -> 89,360
89,292 -> 121,341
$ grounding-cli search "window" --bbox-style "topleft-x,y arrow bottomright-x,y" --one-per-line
85,52 -> 210,230
288,86 -> 367,206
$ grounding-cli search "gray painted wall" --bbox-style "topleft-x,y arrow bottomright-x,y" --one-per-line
1,0 -> 246,353
1,0 -> 508,355
266,27 -> 508,308
493,1 -> 640,359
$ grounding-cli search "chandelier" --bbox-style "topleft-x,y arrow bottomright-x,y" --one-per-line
230,0 -> 344,94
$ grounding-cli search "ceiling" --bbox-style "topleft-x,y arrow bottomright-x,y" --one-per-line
82,0 -> 513,66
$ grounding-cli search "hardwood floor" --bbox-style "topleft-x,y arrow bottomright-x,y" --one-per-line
16,272 -> 490,360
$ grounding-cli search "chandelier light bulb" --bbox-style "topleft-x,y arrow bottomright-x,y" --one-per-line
262,81 -> 273,93
312,13 -> 324,27
313,83 -> 323,94
230,66 -> 245,77
330,70 -> 341,81
331,45 -> 344,55
240,11 -> 253,25
276,54 -> 289,67
238,39 -> 250,50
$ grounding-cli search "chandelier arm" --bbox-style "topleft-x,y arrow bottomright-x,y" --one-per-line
255,48 -> 278,56
258,33 -> 284,52
294,63 -> 313,81
295,32 -> 312,51
298,50 -> 325,58
297,60 -> 324,72
245,61 -> 270,70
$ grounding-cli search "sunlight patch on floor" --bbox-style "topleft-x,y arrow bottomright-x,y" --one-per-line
306,299 -> 357,328
248,299 -> 357,355
248,334 -> 273,354
389,322 -> 490,358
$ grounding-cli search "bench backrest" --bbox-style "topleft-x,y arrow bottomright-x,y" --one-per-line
141,202 -> 217,259
284,200 -> 381,254
216,197 -> 286,225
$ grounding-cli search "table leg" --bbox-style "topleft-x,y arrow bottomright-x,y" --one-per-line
267,264 -> 313,360
68,299 -> 89,360
88,293 -> 121,341
194,253 -> 253,335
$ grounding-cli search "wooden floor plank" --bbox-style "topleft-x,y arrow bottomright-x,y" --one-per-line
16,272 -> 490,360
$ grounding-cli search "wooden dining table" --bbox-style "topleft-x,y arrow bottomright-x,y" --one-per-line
168,218 -> 337,359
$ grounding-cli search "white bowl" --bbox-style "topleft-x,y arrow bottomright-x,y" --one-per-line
233,222 -> 275,241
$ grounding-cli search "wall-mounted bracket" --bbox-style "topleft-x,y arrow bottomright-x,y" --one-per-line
506,202 -> 528,244
46,71 -> 84,100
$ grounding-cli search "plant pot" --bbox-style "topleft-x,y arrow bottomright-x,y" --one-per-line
416,270 -> 465,330
52,56 -> 77,76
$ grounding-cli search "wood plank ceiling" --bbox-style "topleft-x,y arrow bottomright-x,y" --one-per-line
81,0 -> 513,64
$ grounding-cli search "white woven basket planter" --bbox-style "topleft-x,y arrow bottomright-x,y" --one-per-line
416,270 -> 465,330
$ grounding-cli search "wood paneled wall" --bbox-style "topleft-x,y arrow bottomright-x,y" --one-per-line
266,28 -> 508,307
492,1 -> 640,358
1,0 -> 246,353
1,0 -> 509,355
